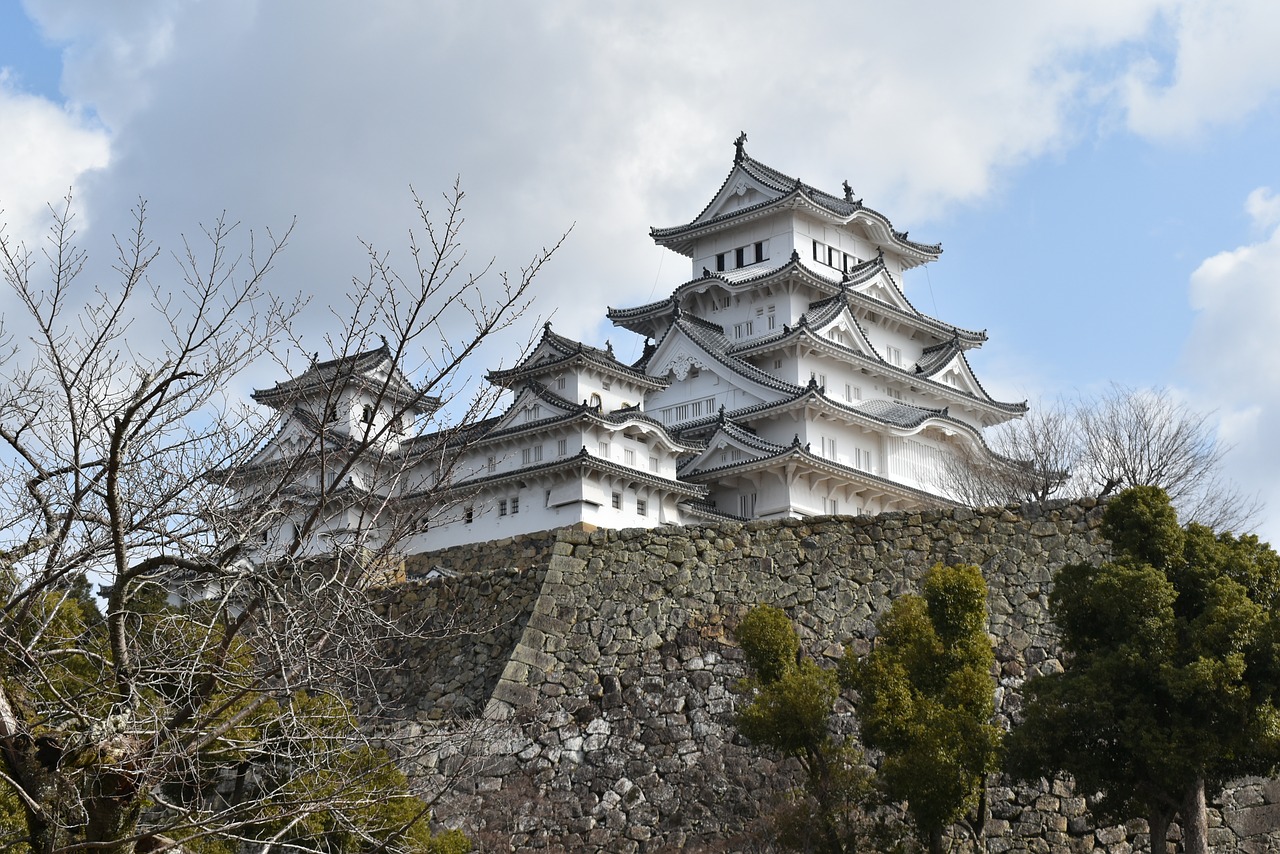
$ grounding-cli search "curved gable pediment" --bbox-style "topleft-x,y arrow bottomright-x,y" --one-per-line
850,268 -> 912,313
691,166 -> 783,227
812,308 -> 876,357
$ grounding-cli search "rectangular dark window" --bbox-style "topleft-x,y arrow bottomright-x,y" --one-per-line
498,499 -> 508,517
812,239 -> 820,261
715,253 -> 726,272
755,241 -> 765,263
464,506 -> 474,524
735,246 -> 745,268
511,496 -> 520,514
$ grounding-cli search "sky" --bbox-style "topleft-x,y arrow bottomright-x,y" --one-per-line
3,1 -> 1280,540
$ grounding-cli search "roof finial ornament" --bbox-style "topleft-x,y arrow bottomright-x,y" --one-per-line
544,320 -> 552,332
718,404 -> 726,424
606,339 -> 614,357
311,352 -> 319,365
379,333 -> 389,350
790,249 -> 800,263
734,131 -> 748,163
877,246 -> 885,263
792,434 -> 801,447
702,266 -> 711,278
842,180 -> 853,202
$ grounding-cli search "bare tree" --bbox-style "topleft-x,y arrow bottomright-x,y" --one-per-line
945,386 -> 1260,531
0,186 -> 559,854
1075,385 -> 1259,530
942,400 -> 1077,507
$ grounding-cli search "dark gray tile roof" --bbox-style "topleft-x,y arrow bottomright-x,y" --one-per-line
488,322 -> 668,389
252,342 -> 436,411
417,446 -> 709,501
649,147 -> 942,259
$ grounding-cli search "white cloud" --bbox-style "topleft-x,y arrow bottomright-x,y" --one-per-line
1185,194 -> 1280,542
0,70 -> 109,244
1120,0 -> 1280,139
1245,187 -> 1280,231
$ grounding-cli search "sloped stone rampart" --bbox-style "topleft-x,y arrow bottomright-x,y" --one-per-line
380,501 -> 1280,852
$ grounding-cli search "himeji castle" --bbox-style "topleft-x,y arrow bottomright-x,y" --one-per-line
241,135 -> 1026,555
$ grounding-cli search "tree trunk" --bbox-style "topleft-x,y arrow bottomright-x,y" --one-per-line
929,826 -> 944,854
1181,777 -> 1209,854
1148,808 -> 1170,854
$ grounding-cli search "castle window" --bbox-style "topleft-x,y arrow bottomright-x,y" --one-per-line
812,239 -> 820,261
598,441 -> 610,458
557,375 -> 566,391
511,496 -> 519,514
735,246 -> 745,268
487,455 -> 496,473
624,448 -> 636,466
498,499 -> 508,517
361,404 -> 374,424
521,446 -> 543,465
739,493 -> 756,518
887,387 -> 903,401
545,489 -> 552,506
886,345 -> 902,367
637,498 -> 647,517
649,456 -> 659,472
611,492 -> 622,510
716,253 -> 726,272
557,438 -> 567,456
464,506 -> 474,524
755,241 -> 765,263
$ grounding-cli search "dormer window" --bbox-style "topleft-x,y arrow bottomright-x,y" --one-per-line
361,404 -> 374,425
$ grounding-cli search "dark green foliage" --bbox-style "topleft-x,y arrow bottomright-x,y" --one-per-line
1006,487 -> 1280,853
736,603 -> 801,685
733,606 -> 910,853
847,564 -> 1001,854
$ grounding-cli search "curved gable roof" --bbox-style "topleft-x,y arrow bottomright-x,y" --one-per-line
649,138 -> 942,268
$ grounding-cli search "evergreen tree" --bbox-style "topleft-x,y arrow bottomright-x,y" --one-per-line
734,606 -> 907,853
1006,486 -> 1280,854
846,563 -> 1001,854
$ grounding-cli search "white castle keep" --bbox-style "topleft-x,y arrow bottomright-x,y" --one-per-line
241,136 -> 1025,555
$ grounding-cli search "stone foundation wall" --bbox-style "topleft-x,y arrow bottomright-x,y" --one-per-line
380,501 -> 1280,852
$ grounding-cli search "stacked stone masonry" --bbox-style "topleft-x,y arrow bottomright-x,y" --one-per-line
376,500 -> 1280,852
